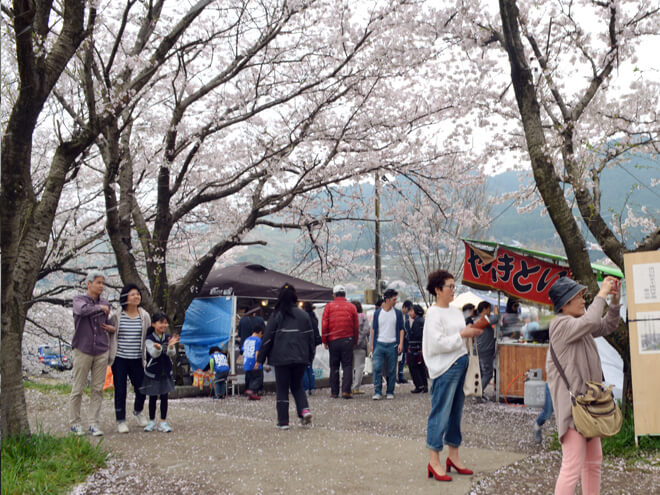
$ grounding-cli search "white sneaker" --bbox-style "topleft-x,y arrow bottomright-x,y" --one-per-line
144,420 -> 156,432
157,421 -> 172,433
275,423 -> 290,430
70,425 -> 85,436
117,421 -> 129,434
88,425 -> 104,436
133,411 -> 148,427
372,394 -> 382,400
386,393 -> 394,400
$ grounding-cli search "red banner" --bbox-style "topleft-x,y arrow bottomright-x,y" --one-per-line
462,242 -> 571,306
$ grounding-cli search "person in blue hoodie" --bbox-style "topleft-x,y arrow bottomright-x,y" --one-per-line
370,288 -> 405,400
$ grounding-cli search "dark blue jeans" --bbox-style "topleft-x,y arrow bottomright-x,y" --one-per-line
426,354 -> 468,452
302,364 -> 315,392
214,370 -> 229,397
372,341 -> 398,395
111,356 -> 146,421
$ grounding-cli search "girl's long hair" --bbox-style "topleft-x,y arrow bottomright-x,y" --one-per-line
274,284 -> 297,317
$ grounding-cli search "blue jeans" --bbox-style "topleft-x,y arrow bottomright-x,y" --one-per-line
214,370 -> 229,397
372,342 -> 398,395
302,364 -> 315,392
536,383 -> 554,426
426,354 -> 468,452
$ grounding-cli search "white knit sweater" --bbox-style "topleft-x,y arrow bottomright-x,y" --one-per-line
422,306 -> 467,379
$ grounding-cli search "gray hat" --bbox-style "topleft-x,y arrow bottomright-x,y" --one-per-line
548,277 -> 586,314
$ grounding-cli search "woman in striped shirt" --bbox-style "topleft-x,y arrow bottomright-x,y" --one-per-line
109,283 -> 151,433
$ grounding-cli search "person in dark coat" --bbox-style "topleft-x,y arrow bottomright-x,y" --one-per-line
407,304 -> 428,393
258,284 -> 315,429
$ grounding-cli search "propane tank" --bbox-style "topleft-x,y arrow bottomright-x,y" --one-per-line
524,368 -> 546,407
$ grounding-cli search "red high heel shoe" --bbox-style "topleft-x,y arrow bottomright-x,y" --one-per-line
446,457 -> 473,475
427,463 -> 452,481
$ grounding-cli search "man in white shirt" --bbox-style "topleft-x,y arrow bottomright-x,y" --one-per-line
370,289 -> 405,400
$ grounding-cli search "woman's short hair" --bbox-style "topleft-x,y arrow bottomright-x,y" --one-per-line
351,300 -> 363,314
119,283 -> 141,310
477,301 -> 492,313
426,269 -> 453,297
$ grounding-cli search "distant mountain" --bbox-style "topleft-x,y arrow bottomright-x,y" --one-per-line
234,152 -> 659,278
485,153 -> 659,254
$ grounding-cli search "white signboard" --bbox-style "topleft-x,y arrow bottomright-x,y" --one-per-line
632,263 -> 660,304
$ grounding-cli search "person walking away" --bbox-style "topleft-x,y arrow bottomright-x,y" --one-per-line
109,283 -> 151,433
321,284 -> 359,399
474,301 -> 499,396
209,344 -> 230,399
423,270 -> 483,482
242,324 -> 265,399
546,276 -> 621,495
408,304 -> 428,393
533,383 -> 554,444
302,302 -> 322,395
69,271 -> 116,436
398,300 -> 413,383
258,284 -> 316,429
140,312 -> 180,432
351,301 -> 371,395
371,288 -> 405,400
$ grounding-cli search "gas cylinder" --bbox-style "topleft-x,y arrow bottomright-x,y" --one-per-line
524,368 -> 546,407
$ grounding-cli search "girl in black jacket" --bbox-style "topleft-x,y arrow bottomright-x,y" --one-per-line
407,304 -> 428,393
258,284 -> 315,429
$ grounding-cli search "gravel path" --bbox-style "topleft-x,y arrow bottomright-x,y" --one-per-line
25,379 -> 659,494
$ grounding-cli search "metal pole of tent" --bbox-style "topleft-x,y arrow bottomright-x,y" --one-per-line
495,291 -> 501,402
230,296 -> 237,396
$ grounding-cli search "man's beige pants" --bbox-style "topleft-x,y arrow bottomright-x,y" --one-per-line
69,349 -> 109,428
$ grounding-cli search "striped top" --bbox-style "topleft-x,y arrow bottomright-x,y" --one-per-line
116,312 -> 143,359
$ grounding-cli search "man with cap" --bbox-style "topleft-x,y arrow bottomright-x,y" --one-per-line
321,284 -> 359,398
371,288 -> 405,400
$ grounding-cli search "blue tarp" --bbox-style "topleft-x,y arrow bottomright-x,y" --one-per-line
180,297 -> 233,371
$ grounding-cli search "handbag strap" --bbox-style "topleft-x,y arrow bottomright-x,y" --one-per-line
549,344 -> 575,400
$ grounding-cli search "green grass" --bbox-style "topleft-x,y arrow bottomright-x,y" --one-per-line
547,406 -> 660,461
24,380 -> 114,398
1,432 -> 108,495
23,381 -> 72,394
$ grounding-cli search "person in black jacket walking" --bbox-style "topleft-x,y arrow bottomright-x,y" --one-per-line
258,284 -> 315,429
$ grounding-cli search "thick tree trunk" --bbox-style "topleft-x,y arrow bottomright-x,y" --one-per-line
498,0 -> 634,406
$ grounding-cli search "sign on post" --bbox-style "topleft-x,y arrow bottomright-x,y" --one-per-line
623,251 -> 660,445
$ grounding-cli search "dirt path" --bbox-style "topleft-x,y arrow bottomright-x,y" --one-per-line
25,381 -> 658,494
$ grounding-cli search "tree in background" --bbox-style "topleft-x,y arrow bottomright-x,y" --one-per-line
1,0 -> 217,437
441,0 -> 659,406
79,0 -> 473,328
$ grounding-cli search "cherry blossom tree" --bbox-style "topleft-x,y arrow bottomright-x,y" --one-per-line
439,0 -> 659,405
85,0 -> 472,329
1,0 -> 217,437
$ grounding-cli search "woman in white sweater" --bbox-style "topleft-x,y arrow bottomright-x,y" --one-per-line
422,270 -> 483,482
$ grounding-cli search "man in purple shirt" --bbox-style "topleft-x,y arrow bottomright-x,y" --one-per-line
69,271 -> 115,436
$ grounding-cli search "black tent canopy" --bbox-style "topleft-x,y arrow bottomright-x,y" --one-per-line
197,262 -> 333,302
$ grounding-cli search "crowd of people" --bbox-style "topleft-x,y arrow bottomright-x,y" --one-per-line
69,268 -> 623,494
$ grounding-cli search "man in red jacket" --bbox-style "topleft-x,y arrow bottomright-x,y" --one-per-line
322,285 -> 359,399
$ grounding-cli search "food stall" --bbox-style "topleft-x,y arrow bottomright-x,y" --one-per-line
461,240 -> 623,402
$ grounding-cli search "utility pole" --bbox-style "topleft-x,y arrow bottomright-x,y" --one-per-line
374,170 -> 382,295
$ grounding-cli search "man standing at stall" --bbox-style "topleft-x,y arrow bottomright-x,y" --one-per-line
322,284 -> 359,399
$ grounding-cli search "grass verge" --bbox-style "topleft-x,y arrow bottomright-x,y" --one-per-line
548,406 -> 660,462
1,432 -> 108,495
24,380 -> 114,398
